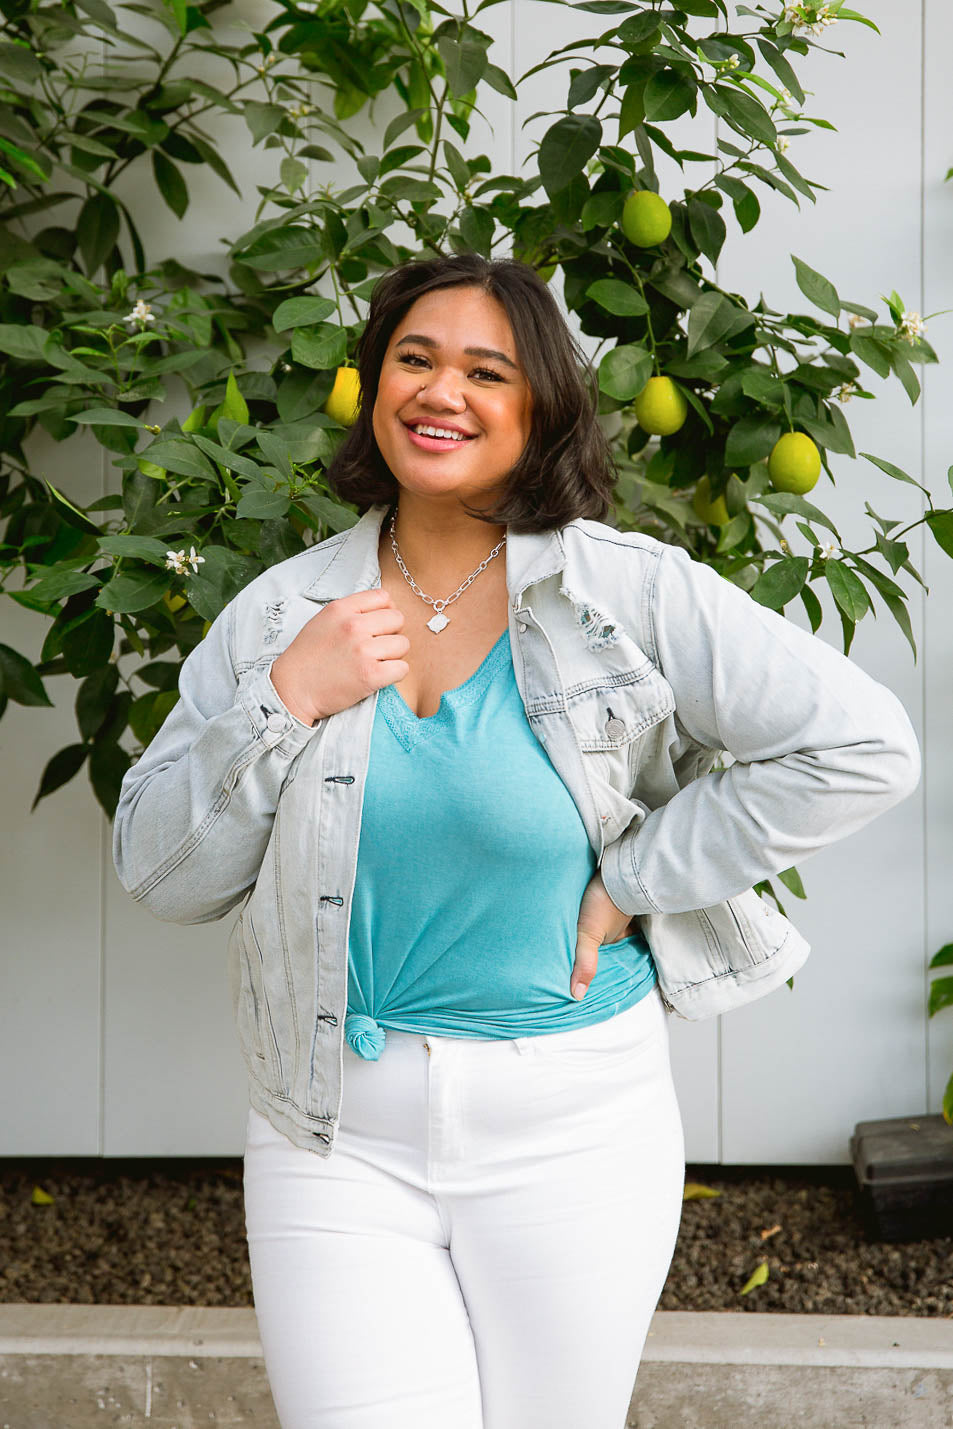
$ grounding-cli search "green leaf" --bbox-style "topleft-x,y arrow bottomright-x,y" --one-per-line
0,644 -> 53,706
0,324 -> 50,362
687,292 -> 754,357
139,439 -> 216,481
97,535 -> 169,564
152,149 -> 189,218
76,665 -> 119,741
89,739 -> 131,818
72,407 -> 142,428
459,206 -> 494,256
643,68 -> 696,122
724,415 -> 782,467
190,435 -> 264,481
32,745 -> 89,810
824,560 -> 870,623
598,344 -> 653,401
482,61 -> 517,100
538,114 -> 601,197
281,156 -> 307,195
586,280 -> 648,316
222,371 -> 249,425
929,944 -> 953,970
234,226 -> 325,271
705,83 -> 777,147
61,610 -> 115,677
792,255 -> 840,319
777,866 -> 807,899
244,101 -> 285,145
77,192 -> 120,275
437,34 -> 489,96
682,1182 -> 721,1200
943,1069 -> 953,1126
739,1260 -> 769,1296
27,569 -> 101,604
926,511 -> 953,560
236,487 -> 291,519
752,492 -> 840,539
272,296 -> 337,333
687,197 -> 726,265
750,556 -> 809,610
96,568 -> 170,613
292,324 -> 349,371
928,976 -> 953,1018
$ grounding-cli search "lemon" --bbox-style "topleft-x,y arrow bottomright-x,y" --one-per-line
621,191 -> 672,247
633,376 -> 688,436
324,366 -> 362,426
163,591 -> 187,613
767,432 -> 821,494
692,475 -> 731,525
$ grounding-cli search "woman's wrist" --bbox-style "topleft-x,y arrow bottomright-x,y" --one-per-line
269,655 -> 318,728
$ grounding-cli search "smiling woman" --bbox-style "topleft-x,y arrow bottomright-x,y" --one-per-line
112,250 -> 920,1429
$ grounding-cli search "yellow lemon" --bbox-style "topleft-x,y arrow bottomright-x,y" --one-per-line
621,191 -> 672,247
767,432 -> 821,494
324,366 -> 362,426
163,591 -> 187,613
202,619 -> 212,638
633,376 -> 688,436
692,475 -> 731,525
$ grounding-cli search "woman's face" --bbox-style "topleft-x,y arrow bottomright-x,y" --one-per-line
372,285 -> 534,511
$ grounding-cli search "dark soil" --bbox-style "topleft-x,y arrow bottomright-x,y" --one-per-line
1,1160 -> 951,1315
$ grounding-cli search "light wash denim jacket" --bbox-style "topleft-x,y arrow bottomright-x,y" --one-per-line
113,502 -> 921,1156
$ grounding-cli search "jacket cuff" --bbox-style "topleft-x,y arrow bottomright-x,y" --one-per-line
600,830 -> 657,917
238,663 -> 323,755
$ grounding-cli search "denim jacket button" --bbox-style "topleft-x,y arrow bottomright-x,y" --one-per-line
266,713 -> 286,733
605,718 -> 625,739
517,621 -> 528,633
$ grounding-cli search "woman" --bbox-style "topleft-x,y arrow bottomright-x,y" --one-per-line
113,252 -> 920,1428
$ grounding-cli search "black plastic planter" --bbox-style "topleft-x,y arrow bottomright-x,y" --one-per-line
851,1114 -> 953,1242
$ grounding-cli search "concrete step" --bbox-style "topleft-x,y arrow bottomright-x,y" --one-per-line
1,1305 -> 952,1427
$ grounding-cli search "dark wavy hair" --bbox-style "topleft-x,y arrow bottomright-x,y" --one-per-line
324,252 -> 617,533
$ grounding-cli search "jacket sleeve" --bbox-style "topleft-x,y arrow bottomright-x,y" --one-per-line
599,540 -> 921,917
112,596 -> 324,925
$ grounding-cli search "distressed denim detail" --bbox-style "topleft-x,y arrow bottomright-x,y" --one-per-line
263,598 -> 287,645
560,580 -> 622,651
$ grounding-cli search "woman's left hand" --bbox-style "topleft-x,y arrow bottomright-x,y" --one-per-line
571,869 -> 639,1000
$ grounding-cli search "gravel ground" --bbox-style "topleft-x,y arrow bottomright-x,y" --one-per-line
1,1160 -> 951,1315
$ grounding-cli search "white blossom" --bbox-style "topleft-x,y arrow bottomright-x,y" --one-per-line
835,381 -> 857,403
781,87 -> 793,103
818,542 -> 838,560
777,136 -> 790,153
783,3 -> 838,36
165,547 -> 204,575
726,53 -> 740,69
848,314 -> 868,330
288,102 -> 312,118
124,298 -> 155,328
898,309 -> 927,344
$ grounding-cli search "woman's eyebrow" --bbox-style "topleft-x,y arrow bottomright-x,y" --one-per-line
394,332 -> 519,372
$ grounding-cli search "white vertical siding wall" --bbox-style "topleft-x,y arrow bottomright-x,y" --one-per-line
0,0 -> 942,1161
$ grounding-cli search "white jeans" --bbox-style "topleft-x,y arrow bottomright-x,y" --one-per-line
243,986 -> 685,1429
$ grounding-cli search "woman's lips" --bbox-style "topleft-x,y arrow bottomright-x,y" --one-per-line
403,424 -> 478,452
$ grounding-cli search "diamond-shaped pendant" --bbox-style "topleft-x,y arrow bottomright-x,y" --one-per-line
427,611 -> 450,634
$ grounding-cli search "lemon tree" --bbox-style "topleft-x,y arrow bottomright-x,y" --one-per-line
0,0 -> 946,832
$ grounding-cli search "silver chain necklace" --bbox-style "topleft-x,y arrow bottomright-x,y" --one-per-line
388,505 -> 507,634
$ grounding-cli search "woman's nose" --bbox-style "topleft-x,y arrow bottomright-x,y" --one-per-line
417,372 -> 467,411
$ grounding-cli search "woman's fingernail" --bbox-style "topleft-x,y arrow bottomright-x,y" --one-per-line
571,981 -> 587,1000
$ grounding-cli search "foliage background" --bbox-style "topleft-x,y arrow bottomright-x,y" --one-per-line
0,0 -> 946,833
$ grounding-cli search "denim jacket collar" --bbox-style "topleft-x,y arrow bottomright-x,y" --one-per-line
301,502 -> 568,611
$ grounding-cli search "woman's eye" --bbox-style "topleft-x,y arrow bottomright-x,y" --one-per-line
397,352 -> 503,382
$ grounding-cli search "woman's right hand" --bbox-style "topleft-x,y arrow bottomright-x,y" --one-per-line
269,588 -> 411,727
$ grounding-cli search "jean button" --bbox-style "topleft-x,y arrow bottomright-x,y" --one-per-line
266,713 -> 286,733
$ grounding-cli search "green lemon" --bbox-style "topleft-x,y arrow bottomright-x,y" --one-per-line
163,591 -> 187,613
633,376 -> 688,436
692,475 -> 731,525
621,191 -> 672,247
324,366 -> 362,426
767,432 -> 821,494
